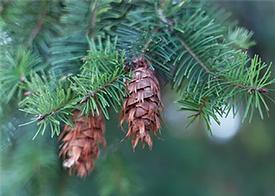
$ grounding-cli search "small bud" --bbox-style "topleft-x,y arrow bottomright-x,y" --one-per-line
259,88 -> 268,94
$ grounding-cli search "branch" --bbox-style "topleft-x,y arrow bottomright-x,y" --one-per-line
156,7 -> 268,94
35,73 -> 124,122
35,99 -> 73,122
156,8 -> 212,74
27,5 -> 48,45
176,37 -> 212,74
86,0 -> 98,38
79,74 -> 124,103
234,83 -> 268,94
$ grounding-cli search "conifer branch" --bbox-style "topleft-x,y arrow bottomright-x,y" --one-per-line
165,6 -> 270,95
3,1 -> 275,189
5,1 -> 273,138
79,74 -> 124,104
157,6 -> 268,95
156,7 -> 212,74
154,4 -> 273,126
27,8 -> 48,46
33,71 -> 126,124
86,0 -> 98,38
176,37 -> 212,74
35,98 -> 74,122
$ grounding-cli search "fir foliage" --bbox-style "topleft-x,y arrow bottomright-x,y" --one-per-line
0,0 -> 63,56
0,0 -> 275,194
0,47 -> 43,104
19,38 -> 127,137
1,0 -> 273,136
0,3 -> 274,194
49,0 -> 131,77
71,38 -> 128,119
19,74 -> 75,137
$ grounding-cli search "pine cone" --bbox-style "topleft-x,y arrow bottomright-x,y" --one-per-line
121,57 -> 162,150
59,111 -> 106,177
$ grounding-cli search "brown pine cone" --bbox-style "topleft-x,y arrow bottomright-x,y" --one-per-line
120,57 -> 162,150
59,111 -> 106,177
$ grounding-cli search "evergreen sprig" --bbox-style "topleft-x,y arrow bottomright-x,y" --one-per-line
19,74 -> 75,138
0,0 -> 62,56
20,39 -> 128,137
158,3 -> 274,127
227,27 -> 256,49
49,0 -> 131,77
0,0 -> 275,191
0,47 -> 43,104
71,38 -> 127,119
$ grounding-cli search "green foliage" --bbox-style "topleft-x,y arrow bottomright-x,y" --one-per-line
224,55 -> 274,121
0,0 -> 62,56
177,52 -> 273,128
19,74 -> 75,137
116,8 -> 177,78
71,41 -> 127,118
20,39 -> 128,136
49,0 -> 131,77
0,1 -> 275,195
6,0 -> 273,136
161,3 -> 273,127
0,47 -> 43,104
228,27 -> 256,49
207,6 -> 256,49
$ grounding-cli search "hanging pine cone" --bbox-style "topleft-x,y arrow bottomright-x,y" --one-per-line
59,110 -> 106,177
121,57 -> 162,150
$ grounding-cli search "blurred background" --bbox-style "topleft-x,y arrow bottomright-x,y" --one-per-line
1,1 -> 275,196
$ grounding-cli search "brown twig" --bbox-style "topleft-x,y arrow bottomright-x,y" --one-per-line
27,6 -> 48,45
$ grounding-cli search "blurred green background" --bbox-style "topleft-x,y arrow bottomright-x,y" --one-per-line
1,1 -> 275,196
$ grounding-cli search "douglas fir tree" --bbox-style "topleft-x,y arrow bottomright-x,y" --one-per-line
0,0 -> 274,194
